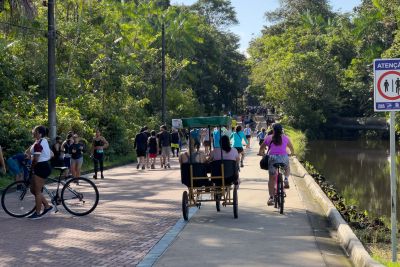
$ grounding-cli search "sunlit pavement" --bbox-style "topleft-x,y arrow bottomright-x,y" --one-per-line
0,157 -> 184,266
154,141 -> 353,267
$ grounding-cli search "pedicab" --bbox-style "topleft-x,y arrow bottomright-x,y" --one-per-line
180,116 -> 239,220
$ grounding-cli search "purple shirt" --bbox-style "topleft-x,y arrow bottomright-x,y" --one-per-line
264,135 -> 290,155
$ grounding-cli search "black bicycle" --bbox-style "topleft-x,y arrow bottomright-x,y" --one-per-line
1,166 -> 99,218
273,163 -> 286,214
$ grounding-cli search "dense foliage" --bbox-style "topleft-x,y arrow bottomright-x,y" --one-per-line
248,0 -> 400,136
0,0 -> 248,156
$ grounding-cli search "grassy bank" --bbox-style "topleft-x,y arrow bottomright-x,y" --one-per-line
0,152 -> 136,190
285,126 -> 307,160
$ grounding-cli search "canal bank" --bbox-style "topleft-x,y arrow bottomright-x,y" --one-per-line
291,157 -> 383,267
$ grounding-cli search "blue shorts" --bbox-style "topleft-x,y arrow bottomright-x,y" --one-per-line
6,158 -> 23,176
64,157 -> 71,168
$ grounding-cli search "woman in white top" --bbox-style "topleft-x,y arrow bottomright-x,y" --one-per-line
243,125 -> 252,148
27,126 -> 54,219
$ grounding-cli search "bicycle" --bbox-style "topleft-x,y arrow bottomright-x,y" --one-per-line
273,163 -> 286,214
1,166 -> 99,218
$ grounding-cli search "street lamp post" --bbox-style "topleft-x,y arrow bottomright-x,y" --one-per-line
48,0 -> 57,141
160,0 -> 170,124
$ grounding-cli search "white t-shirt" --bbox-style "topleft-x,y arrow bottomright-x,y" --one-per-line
244,127 -> 251,136
30,138 -> 51,162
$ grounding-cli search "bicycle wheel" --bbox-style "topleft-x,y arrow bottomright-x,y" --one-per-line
278,174 -> 284,214
182,191 -> 189,221
61,177 -> 99,216
1,181 -> 35,218
233,186 -> 238,219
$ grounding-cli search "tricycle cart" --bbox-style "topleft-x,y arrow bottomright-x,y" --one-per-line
180,116 -> 239,220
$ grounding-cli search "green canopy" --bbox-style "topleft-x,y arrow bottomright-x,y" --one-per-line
181,116 -> 231,128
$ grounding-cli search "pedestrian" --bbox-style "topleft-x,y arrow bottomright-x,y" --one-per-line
6,153 -> 29,182
171,128 -> 180,157
230,125 -> 248,168
0,145 -> 5,175
61,133 -> 73,176
143,126 -> 151,168
134,127 -> 148,170
244,124 -> 252,148
51,136 -> 63,167
159,125 -> 171,169
92,129 -> 109,179
148,130 -> 158,169
71,134 -> 84,179
26,125 -> 54,219
202,128 -> 211,154
257,128 -> 267,146
258,123 -> 295,206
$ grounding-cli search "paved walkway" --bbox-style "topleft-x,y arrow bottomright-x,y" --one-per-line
154,144 -> 353,267
0,158 -> 184,266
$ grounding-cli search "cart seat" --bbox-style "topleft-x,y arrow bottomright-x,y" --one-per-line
181,163 -> 212,187
210,160 -> 238,186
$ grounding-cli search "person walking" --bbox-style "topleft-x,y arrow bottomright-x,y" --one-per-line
61,133 -> 73,176
230,125 -> 248,168
244,125 -> 252,148
257,128 -> 267,146
134,127 -> 148,170
159,125 -> 171,169
51,136 -> 63,168
92,129 -> 109,179
148,130 -> 158,169
71,134 -> 84,179
26,125 -> 54,219
258,123 -> 295,206
171,128 -> 180,157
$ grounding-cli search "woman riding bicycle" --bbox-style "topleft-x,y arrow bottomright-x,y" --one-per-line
27,125 -> 54,219
258,123 -> 294,206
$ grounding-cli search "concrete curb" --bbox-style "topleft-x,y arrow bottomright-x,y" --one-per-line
291,158 -> 383,267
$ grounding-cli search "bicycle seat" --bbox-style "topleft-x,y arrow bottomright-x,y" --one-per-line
54,167 -> 68,171
273,163 -> 286,168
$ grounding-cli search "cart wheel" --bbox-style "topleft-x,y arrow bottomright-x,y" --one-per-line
215,194 -> 221,212
182,191 -> 189,221
233,186 -> 238,219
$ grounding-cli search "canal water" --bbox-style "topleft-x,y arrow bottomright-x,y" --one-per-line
305,139 -> 399,220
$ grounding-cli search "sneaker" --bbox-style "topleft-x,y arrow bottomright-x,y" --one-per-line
164,165 -> 167,169
136,164 -> 140,169
142,165 -> 145,170
284,179 -> 290,189
27,212 -> 42,220
93,174 -> 97,180
267,197 -> 274,206
41,205 -> 54,217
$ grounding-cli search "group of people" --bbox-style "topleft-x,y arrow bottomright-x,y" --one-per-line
134,125 -> 182,170
0,126 -> 109,219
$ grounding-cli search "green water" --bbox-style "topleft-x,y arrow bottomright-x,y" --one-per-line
305,139 -> 399,219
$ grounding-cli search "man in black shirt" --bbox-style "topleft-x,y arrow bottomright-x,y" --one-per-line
159,125 -> 171,169
134,127 -> 148,170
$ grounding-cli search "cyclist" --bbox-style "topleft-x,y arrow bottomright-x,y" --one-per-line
258,123 -> 294,206
230,125 -> 248,168
92,129 -> 109,179
27,125 -> 54,219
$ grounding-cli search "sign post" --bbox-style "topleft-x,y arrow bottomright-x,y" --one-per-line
374,58 -> 400,262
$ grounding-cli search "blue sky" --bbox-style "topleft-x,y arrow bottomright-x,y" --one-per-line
171,0 -> 361,54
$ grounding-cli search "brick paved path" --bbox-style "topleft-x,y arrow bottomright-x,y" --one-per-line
0,158 -> 184,266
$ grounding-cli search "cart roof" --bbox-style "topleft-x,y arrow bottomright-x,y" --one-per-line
181,116 -> 231,128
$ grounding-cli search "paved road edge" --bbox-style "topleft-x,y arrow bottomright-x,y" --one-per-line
292,157 -> 383,267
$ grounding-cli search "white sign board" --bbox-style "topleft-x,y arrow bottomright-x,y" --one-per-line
374,58 -> 400,111
171,119 -> 183,129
